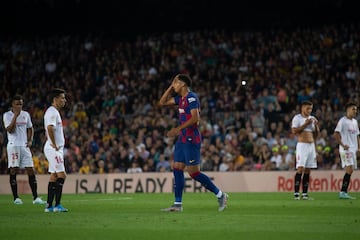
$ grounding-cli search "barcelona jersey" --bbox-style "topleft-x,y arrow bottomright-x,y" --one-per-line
173,92 -> 202,165
174,92 -> 202,144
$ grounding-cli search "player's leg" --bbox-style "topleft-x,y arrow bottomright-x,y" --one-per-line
340,167 -> 352,192
187,166 -> 228,211
294,169 -> 302,200
294,143 -> 306,200
44,146 -> 57,212
173,163 -> 185,204
25,167 -> 46,204
186,144 -> 228,211
338,151 -> 356,199
53,171 -> 68,212
7,146 -> 22,204
45,173 -> 57,212
25,167 -> 38,198
161,163 -> 185,212
301,168 -> 311,200
9,167 -> 22,204
301,143 -> 317,200
339,164 -> 356,199
51,148 -> 68,212
161,143 -> 185,212
22,146 -> 45,204
22,147 -> 36,198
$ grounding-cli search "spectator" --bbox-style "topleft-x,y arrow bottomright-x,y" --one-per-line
155,154 -> 171,172
127,162 -> 143,173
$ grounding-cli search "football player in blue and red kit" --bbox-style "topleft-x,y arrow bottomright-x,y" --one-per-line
159,74 -> 228,212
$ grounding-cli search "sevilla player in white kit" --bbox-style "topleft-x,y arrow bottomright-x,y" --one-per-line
43,88 -> 68,212
291,100 -> 320,200
334,102 -> 359,200
3,94 -> 46,205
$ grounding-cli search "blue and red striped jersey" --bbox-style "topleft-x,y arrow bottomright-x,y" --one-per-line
174,92 -> 202,144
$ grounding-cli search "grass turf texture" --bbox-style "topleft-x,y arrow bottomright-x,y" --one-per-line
0,192 -> 359,240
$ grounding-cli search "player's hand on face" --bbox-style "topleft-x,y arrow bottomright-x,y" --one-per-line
172,74 -> 182,86
171,78 -> 178,88
13,108 -> 21,116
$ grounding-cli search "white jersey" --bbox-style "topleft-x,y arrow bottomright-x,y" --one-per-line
334,116 -> 359,152
44,106 -> 65,147
3,110 -> 32,146
291,114 -> 317,132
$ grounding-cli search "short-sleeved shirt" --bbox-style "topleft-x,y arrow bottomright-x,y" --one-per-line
3,110 -> 32,146
174,92 -> 201,144
334,116 -> 359,152
44,106 -> 65,147
291,114 -> 317,133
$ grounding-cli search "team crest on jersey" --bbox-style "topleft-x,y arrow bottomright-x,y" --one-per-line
188,97 -> 196,103
179,108 -> 185,113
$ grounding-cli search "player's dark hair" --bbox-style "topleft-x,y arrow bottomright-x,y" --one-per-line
177,74 -> 192,88
345,102 -> 357,111
50,88 -> 65,103
12,94 -> 23,102
300,100 -> 313,108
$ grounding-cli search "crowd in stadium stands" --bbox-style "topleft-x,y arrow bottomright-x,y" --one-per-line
0,22 -> 359,174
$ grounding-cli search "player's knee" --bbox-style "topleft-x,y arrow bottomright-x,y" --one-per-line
346,167 -> 353,175
50,174 -> 58,182
9,168 -> 18,175
189,171 -> 201,179
173,167 -> 184,172
57,172 -> 67,180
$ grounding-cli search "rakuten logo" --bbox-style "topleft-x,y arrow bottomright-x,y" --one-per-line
278,174 -> 360,192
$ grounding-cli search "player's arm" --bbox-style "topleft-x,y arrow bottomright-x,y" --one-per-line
159,81 -> 176,106
26,127 -> 34,147
167,108 -> 200,137
333,131 -> 348,150
47,124 -> 59,150
291,126 -> 305,135
291,118 -> 313,135
179,108 -> 199,130
313,118 -> 320,140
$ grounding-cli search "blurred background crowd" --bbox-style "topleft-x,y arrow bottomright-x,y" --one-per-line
0,0 -> 359,174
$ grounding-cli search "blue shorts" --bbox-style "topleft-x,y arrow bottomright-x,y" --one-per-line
173,142 -> 200,166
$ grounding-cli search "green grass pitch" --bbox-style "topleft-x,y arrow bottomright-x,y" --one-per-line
0,192 -> 359,240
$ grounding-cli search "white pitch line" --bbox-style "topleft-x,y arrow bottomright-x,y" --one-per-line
69,197 -> 133,202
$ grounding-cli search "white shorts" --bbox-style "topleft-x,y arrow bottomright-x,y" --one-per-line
7,145 -> 34,168
295,142 -> 317,169
339,150 -> 358,169
44,142 -> 65,173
